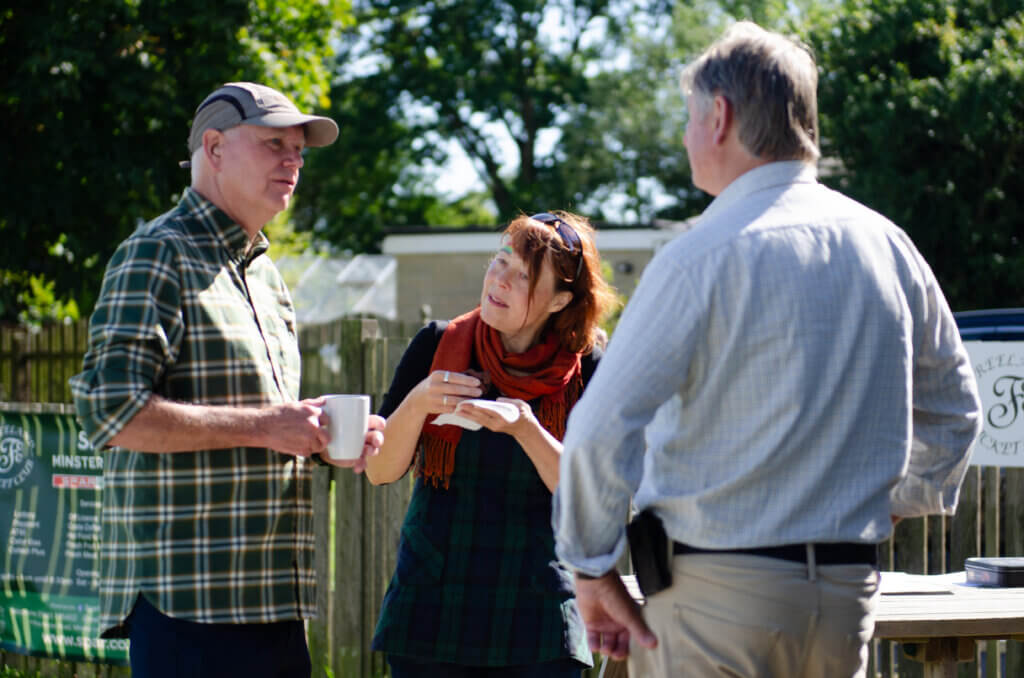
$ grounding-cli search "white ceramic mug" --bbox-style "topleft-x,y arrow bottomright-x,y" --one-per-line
322,394 -> 370,461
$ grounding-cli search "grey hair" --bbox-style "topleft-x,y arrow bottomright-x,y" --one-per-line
189,147 -> 202,185
680,21 -> 819,162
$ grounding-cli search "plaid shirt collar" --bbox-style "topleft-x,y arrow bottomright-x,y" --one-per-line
180,187 -> 270,265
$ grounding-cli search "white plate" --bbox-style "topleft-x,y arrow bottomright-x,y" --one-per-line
432,399 -> 520,430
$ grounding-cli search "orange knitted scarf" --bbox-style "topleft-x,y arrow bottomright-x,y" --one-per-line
417,307 -> 582,488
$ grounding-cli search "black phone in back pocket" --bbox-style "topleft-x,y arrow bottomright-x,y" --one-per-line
626,508 -> 672,597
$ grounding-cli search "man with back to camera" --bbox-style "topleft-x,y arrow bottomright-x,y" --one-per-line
70,82 -> 385,677
552,22 -> 983,678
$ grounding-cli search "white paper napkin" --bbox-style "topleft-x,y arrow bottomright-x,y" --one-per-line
433,399 -> 520,430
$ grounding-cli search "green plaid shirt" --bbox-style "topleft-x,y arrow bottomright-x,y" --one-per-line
70,188 -> 315,637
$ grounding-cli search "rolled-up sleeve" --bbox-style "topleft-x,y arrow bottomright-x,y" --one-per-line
890,252 -> 982,517
70,236 -> 184,449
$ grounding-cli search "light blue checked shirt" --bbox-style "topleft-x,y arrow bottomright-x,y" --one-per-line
554,162 -> 983,576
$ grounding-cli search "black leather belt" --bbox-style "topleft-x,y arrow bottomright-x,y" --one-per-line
672,541 -> 877,566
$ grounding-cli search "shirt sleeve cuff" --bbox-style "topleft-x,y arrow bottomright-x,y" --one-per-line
557,538 -> 628,579
889,474 -> 961,517
77,389 -> 153,451
575,569 -> 615,580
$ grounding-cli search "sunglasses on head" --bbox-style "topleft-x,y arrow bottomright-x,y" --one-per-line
529,213 -> 584,279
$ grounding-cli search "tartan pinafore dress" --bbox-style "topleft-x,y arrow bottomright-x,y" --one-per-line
370,322 -> 597,668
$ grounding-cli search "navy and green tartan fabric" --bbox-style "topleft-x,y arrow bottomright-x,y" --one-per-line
70,188 -> 316,636
371,324 -> 594,667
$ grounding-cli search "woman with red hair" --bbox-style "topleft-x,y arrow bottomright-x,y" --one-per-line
367,211 -> 618,677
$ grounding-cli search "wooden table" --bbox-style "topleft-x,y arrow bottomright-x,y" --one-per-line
874,571 -> 1024,677
600,572 -> 1024,678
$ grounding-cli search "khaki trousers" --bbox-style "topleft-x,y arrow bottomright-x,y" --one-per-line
627,552 -> 879,678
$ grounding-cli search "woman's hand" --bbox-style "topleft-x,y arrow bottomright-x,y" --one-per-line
410,370 -> 483,416
454,397 -> 535,438
457,396 -> 564,492
366,370 -> 480,485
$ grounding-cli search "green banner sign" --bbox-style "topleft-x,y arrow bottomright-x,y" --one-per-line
1,404 -> 128,665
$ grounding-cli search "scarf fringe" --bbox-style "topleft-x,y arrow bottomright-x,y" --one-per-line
416,436 -> 457,489
535,372 -> 581,441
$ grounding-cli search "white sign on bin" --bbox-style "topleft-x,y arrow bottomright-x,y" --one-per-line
964,341 -> 1024,467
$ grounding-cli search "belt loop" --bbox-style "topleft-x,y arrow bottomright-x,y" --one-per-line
806,543 -> 817,582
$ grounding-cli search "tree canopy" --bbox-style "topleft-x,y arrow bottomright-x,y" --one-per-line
0,0 -> 347,324
808,0 -> 1024,309
3,0 -> 1021,323
297,0 -> 840,245
296,0 -> 687,251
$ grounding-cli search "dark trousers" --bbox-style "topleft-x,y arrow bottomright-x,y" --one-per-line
127,594 -> 311,678
387,655 -> 586,677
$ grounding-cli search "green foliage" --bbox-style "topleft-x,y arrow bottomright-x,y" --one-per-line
568,0 -> 835,222
0,0 -> 347,324
298,0 -> 849,241
298,0 -> 678,246
351,0 -> 609,220
807,0 -> 1024,309
237,0 -> 352,111
561,3 -> 708,223
7,0 -> 1021,321
264,206 -> 316,262
291,68 -> 452,253
424,193 -> 500,229
1,271 -> 81,326
599,260 -> 628,339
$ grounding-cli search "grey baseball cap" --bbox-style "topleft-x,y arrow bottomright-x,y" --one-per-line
180,82 -> 339,168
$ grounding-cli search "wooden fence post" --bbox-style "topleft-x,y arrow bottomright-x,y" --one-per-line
327,318 -> 369,677
333,466 -> 367,677
1005,469 -> 1024,676
309,466 -> 332,677
951,466 -> 981,678
983,467 -> 1001,677
892,517 -> 927,678
12,326 -> 31,402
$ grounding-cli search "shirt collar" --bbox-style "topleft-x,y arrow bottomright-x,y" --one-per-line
181,187 -> 269,264
701,161 -> 818,223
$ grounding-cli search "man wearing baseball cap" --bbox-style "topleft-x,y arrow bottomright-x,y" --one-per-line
71,83 -> 384,677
